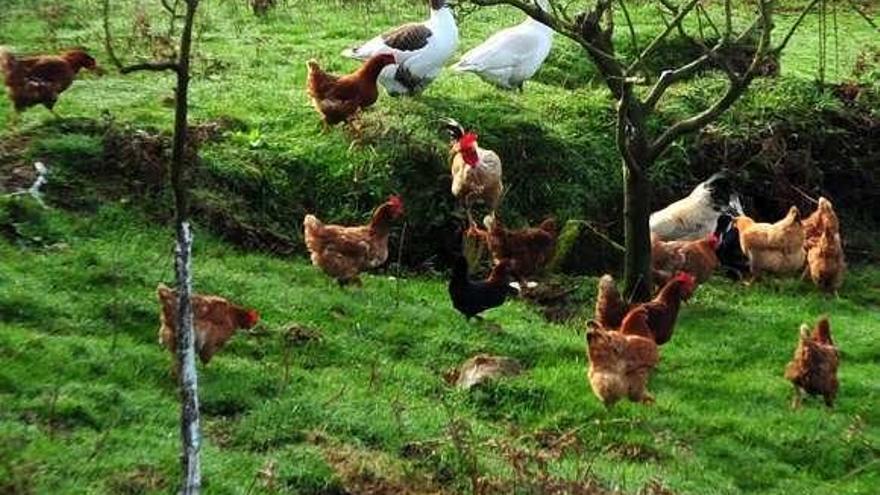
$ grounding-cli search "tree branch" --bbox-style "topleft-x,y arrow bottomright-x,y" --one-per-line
627,0 -> 700,73
642,10 -> 763,112
649,0 -> 773,159
120,61 -> 180,74
772,0 -> 822,55
649,79 -> 745,160
104,0 -> 181,75
697,3 -> 722,41
161,0 -> 177,15
617,0 -> 639,55
643,51 -> 715,109
102,0 -> 124,71
847,0 -> 879,32
725,0 -> 733,38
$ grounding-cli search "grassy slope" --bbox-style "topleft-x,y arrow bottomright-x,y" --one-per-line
1,1 -> 877,244
1,1 -> 880,494
1,202 -> 879,494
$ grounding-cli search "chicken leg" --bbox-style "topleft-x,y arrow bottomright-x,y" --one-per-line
790,385 -> 803,409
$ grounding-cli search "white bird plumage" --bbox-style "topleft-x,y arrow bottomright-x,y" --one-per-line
452,4 -> 553,90
341,0 -> 458,96
650,172 -> 744,241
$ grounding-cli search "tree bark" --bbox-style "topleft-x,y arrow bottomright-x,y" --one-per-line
622,162 -> 652,302
171,1 -> 201,494
174,222 -> 200,495
616,85 -> 653,303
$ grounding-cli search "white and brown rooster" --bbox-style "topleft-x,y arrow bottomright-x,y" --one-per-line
443,118 -> 503,213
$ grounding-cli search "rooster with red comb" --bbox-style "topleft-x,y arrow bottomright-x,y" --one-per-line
443,118 -> 503,214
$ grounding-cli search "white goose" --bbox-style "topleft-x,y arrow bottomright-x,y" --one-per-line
452,0 -> 553,91
342,0 -> 458,96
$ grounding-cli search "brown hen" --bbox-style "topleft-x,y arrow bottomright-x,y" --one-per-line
306,53 -> 396,126
303,196 -> 404,285
1,48 -> 98,114
586,308 -> 660,407
157,284 -> 260,375
784,317 -> 839,408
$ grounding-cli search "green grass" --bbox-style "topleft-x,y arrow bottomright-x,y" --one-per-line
1,1 -> 879,266
1,200 -> 879,494
1,1 -> 880,493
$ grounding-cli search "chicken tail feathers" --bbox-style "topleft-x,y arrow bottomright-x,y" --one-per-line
306,59 -> 321,73
726,193 -> 745,217
442,117 -> 466,141
0,47 -> 17,79
156,283 -> 175,304
303,214 -> 323,235
303,214 -> 325,251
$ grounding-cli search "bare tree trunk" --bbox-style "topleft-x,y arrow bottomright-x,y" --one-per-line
171,1 -> 201,494
617,86 -> 653,302
104,0 -> 203,490
622,164 -> 652,302
174,222 -> 200,495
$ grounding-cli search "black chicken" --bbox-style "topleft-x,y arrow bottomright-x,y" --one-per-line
448,256 -> 518,319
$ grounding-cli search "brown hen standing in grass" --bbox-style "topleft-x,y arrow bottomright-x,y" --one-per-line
735,206 -> 805,277
480,214 -> 557,280
651,232 -> 720,285
803,197 -> 840,251
157,284 -> 260,376
805,225 -> 846,294
306,53 -> 396,127
303,195 -> 405,286
1,47 -> 99,118
586,307 -> 660,407
802,197 -> 845,293
784,317 -> 839,408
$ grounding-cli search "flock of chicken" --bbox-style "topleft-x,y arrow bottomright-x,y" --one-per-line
587,178 -> 844,407
307,0 -> 555,125
0,0 -> 845,411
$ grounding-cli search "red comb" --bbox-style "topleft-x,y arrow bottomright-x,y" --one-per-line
246,309 -> 260,326
460,132 -> 478,149
674,272 -> 695,284
387,195 -> 403,208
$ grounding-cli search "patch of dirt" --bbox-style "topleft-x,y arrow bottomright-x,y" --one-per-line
443,354 -> 522,390
480,428 -> 618,495
285,324 -> 323,346
0,135 -> 34,194
203,418 -> 236,449
399,440 -> 442,461
192,199 -> 297,255
605,442 -> 665,463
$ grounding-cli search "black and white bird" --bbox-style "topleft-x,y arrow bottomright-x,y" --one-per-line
342,0 -> 458,96
650,172 -> 744,241
452,0 -> 553,90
